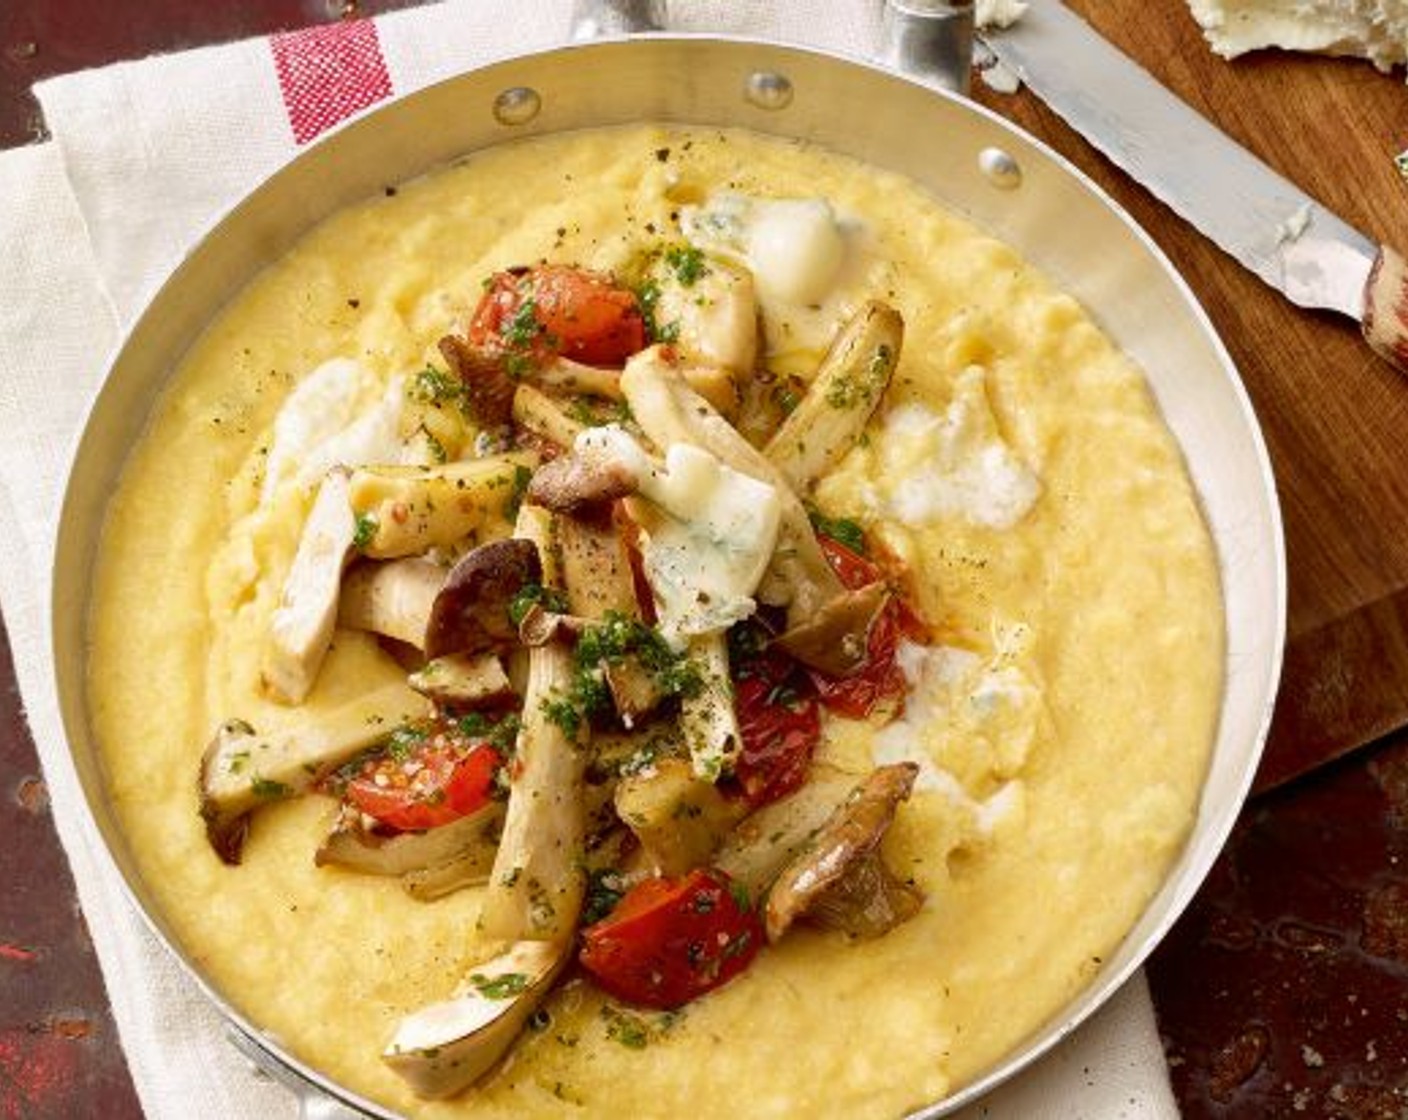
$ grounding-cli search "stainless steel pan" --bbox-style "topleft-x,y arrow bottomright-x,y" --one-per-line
51,8 -> 1285,1118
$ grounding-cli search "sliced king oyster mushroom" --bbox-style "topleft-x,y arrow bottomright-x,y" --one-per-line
261,467 -> 356,705
383,938 -> 570,1098
199,680 -> 429,864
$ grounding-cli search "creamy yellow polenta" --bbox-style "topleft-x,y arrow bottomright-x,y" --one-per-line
88,125 -> 1223,1118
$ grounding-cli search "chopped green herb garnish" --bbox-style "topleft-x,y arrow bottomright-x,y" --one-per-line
411,365 -> 465,409
807,508 -> 867,555
634,279 -> 680,344
249,776 -> 291,799
508,582 -> 571,627
458,710 -> 521,754
352,512 -> 379,552
504,351 -> 534,381
535,614 -> 703,739
614,1021 -> 648,1049
384,723 -> 428,762
567,395 -> 633,427
470,972 -> 531,999
502,296 -> 541,348
582,868 -> 627,925
825,343 -> 894,410
576,612 -> 702,700
542,694 -> 584,739
505,463 -> 533,519
602,1006 -> 650,1050
663,245 -> 708,287
422,429 -> 448,464
458,711 -> 491,736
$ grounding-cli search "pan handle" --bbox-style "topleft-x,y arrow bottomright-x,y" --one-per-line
570,0 -> 664,39
226,1026 -> 374,1119
569,0 -> 973,95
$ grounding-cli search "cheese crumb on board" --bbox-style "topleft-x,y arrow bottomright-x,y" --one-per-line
1187,0 -> 1408,74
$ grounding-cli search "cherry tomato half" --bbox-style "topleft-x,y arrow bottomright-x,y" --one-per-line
817,531 -> 883,591
811,534 -> 911,721
579,868 -> 763,1010
468,265 -> 647,367
344,735 -> 500,833
733,643 -> 821,809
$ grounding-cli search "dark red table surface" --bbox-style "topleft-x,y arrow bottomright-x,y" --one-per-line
2,4 -> 1407,1119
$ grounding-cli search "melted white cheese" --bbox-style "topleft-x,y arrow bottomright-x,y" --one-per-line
574,425 -> 782,644
261,358 -> 406,506
680,192 -> 883,366
872,639 -> 1034,836
652,259 -> 758,374
1187,0 -> 1408,71
872,365 -> 1041,530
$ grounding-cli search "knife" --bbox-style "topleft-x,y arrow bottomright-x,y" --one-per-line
981,1 -> 1408,374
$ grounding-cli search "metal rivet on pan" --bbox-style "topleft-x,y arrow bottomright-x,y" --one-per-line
493,87 -> 542,126
745,71 -> 794,111
979,147 -> 1022,190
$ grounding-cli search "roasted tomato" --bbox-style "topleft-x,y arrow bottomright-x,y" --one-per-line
731,631 -> 821,808
468,265 -> 647,367
343,723 -> 501,833
816,529 -> 879,590
811,534 -> 918,721
579,868 -> 763,1010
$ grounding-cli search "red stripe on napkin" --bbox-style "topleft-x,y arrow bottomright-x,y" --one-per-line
270,20 -> 393,146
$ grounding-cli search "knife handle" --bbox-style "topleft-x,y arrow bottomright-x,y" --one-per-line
1362,246 -> 1408,373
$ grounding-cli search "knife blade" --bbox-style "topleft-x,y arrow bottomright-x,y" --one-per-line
981,1 -> 1408,372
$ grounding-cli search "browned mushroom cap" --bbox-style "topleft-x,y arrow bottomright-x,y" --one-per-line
773,581 -> 889,678
526,451 -> 638,516
439,334 -> 516,428
764,762 -> 923,943
423,538 -> 541,660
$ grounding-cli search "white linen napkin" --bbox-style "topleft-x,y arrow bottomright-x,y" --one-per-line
0,1 -> 1180,1116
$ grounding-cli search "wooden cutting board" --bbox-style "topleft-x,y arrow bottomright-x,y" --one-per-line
970,0 -> 1408,792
